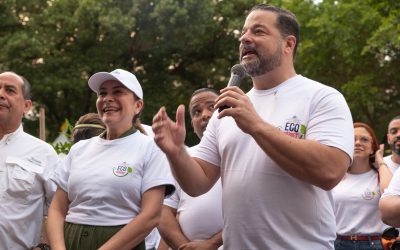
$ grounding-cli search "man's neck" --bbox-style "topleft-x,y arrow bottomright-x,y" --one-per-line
348,158 -> 371,174
0,123 -> 20,140
251,66 -> 297,90
391,153 -> 400,165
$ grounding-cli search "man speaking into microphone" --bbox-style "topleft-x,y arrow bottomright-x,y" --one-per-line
152,4 -> 353,249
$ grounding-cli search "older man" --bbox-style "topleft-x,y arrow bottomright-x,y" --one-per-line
0,71 -> 60,250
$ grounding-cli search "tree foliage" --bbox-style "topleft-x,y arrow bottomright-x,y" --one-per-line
0,0 -> 399,144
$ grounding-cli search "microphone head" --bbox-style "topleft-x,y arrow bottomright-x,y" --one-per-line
231,64 -> 246,80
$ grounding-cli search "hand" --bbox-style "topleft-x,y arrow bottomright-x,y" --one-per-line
215,86 -> 264,134
374,144 -> 385,169
152,105 -> 186,155
178,240 -> 219,250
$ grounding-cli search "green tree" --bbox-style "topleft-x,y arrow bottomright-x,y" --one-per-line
298,0 -> 400,139
0,0 -> 399,144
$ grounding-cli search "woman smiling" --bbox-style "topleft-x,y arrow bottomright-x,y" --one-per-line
47,69 -> 175,250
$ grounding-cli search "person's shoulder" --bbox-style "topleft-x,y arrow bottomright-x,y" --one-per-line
383,155 -> 392,161
71,136 -> 98,148
21,130 -> 57,152
291,75 -> 344,103
67,136 -> 100,156
133,130 -> 155,143
141,124 -> 154,137
122,130 -> 156,150
187,144 -> 199,156
297,75 -> 338,92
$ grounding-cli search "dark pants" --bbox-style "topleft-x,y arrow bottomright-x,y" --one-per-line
334,238 -> 383,250
64,222 -> 146,250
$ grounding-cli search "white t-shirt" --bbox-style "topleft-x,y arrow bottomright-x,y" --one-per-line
383,155 -> 400,174
0,125 -> 61,250
164,145 -> 223,241
164,180 -> 223,241
52,131 -> 175,226
142,124 -> 155,137
192,75 -> 354,249
382,166 -> 400,197
332,170 -> 388,235
144,228 -> 161,249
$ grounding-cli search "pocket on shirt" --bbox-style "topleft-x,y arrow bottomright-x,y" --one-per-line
5,158 -> 37,200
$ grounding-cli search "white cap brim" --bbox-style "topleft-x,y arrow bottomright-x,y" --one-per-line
88,69 -> 143,99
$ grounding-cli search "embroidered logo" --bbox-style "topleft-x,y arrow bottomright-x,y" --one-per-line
282,116 -> 306,139
362,189 -> 377,200
27,157 -> 42,166
113,162 -> 133,177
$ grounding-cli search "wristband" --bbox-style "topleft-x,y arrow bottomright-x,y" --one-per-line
378,162 -> 388,169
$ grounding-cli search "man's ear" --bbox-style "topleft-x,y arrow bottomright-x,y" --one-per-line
284,35 -> 296,55
23,100 -> 32,114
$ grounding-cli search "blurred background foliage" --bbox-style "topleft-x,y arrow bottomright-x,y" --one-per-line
0,0 -> 399,146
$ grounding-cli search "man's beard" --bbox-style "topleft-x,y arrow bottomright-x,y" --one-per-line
240,44 -> 282,77
390,138 -> 400,155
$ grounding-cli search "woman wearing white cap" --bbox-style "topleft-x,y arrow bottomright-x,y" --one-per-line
47,69 -> 175,250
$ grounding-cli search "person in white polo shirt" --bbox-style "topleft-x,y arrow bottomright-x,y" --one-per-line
0,71 -> 61,250
47,69 -> 175,250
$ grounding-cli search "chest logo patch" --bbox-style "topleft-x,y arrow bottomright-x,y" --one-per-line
113,162 -> 133,177
282,116 -> 306,139
362,188 -> 377,200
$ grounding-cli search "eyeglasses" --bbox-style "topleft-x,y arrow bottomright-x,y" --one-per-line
354,136 -> 372,144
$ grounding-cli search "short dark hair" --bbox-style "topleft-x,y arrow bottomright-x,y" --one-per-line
390,115 -> 400,124
249,4 -> 300,58
8,72 -> 31,100
20,75 -> 32,100
190,88 -> 218,104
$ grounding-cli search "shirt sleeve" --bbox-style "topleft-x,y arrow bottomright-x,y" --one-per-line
141,142 -> 176,197
50,149 -> 72,192
43,150 -> 62,215
306,90 -> 354,160
191,112 -> 221,167
382,169 -> 400,198
163,180 -> 181,209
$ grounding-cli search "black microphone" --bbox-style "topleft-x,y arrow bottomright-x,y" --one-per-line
218,64 -> 247,112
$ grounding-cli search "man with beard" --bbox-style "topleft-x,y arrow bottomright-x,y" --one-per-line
152,4 -> 353,249
383,116 -> 400,173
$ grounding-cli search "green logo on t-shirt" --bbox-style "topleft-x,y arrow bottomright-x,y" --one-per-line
113,162 -> 133,177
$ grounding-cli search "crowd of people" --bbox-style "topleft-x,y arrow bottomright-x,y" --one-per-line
1,3 -> 400,250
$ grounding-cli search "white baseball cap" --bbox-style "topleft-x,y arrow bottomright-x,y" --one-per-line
88,69 -> 143,99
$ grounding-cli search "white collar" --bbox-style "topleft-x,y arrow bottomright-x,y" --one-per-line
0,125 -> 23,145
